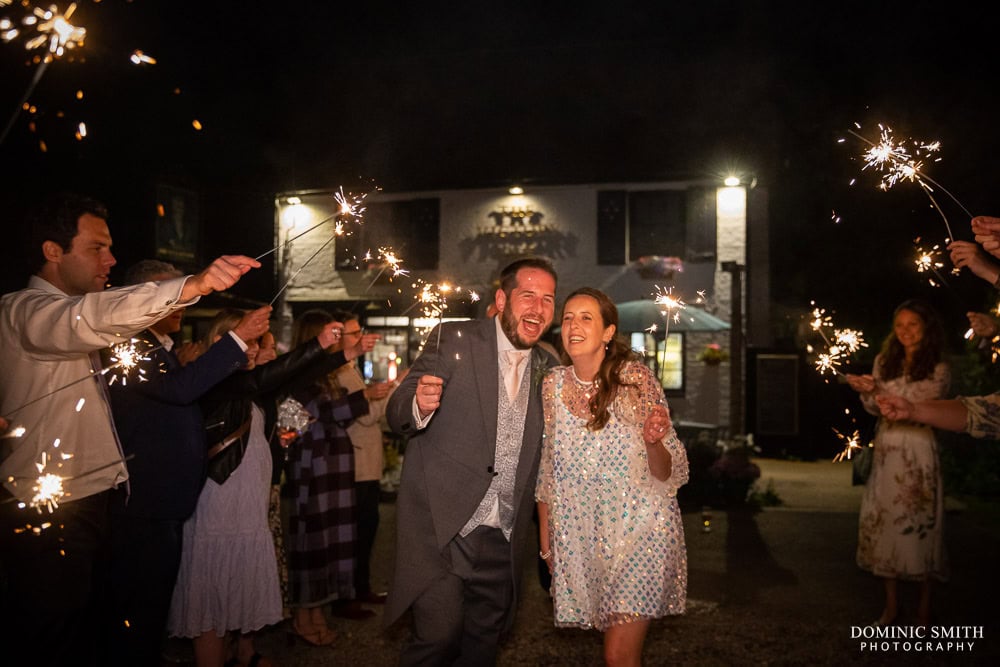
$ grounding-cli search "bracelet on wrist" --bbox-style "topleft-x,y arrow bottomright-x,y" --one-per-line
539,549 -> 551,560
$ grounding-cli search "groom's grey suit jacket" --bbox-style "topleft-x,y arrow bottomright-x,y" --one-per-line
384,317 -> 555,630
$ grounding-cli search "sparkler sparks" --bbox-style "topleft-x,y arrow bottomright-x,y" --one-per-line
806,303 -> 867,377
913,240 -> 954,287
1,424 -> 26,439
846,123 -> 973,243
362,247 -> 410,292
334,186 -> 367,221
103,338 -> 152,386
129,49 -> 156,65
651,285 -> 686,339
31,472 -> 65,513
256,184 -> 377,262
403,278 -> 481,356
831,428 -> 869,463
3,2 -> 87,57
5,340 -> 159,417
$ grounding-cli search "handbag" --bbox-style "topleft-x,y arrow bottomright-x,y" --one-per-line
851,445 -> 873,486
206,418 -> 251,484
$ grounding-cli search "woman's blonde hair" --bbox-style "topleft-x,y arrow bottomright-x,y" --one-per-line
202,308 -> 245,344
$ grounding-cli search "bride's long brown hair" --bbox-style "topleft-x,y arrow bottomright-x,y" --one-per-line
559,287 -> 640,431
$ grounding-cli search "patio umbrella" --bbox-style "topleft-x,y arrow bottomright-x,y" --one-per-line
616,299 -> 730,336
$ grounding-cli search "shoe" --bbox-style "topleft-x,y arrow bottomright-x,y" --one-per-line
330,601 -> 377,620
358,591 -> 388,605
287,620 -> 337,647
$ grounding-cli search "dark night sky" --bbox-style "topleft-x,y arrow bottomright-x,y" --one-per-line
3,0 -> 1000,340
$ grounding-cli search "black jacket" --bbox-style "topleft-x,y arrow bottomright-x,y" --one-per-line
202,338 -> 350,484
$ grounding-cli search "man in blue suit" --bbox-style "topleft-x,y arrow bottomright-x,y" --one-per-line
102,260 -> 271,667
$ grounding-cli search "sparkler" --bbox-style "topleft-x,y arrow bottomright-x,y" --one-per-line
265,185 -> 378,305
4,453 -> 135,529
269,235 -> 338,307
806,303 -> 867,378
362,247 -> 409,292
0,2 -> 86,146
964,303 -> 1000,363
652,285 -> 685,338
104,338 -> 153,386
30,450 -> 66,513
831,427 -> 869,463
402,278 -> 480,364
913,240 -> 952,287
1,424 -> 26,439
256,185 -> 374,261
845,123 -> 972,243
4,339 -> 159,416
129,49 -> 156,65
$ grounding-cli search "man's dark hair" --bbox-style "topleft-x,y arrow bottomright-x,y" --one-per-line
27,192 -> 109,274
498,257 -> 557,295
331,308 -> 360,325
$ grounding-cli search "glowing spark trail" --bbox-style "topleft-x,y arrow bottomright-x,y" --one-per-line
652,285 -> 685,338
255,185 -> 376,261
0,3 -> 87,145
4,341 -> 160,416
269,235 -> 337,307
847,123 -> 973,242
363,247 -> 409,292
129,49 -> 156,65
806,303 -> 867,378
832,428 -> 868,463
104,339 -> 152,386
913,241 -> 951,287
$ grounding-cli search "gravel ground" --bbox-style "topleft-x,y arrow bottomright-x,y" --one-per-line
164,459 -> 1000,666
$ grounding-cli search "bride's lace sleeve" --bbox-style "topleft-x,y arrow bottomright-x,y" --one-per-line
535,368 -> 560,504
617,361 -> 689,495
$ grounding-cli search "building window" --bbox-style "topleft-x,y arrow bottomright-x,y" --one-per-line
339,198 -> 440,270
627,190 -> 686,262
631,331 -> 685,394
597,188 -> 716,265
659,332 -> 685,393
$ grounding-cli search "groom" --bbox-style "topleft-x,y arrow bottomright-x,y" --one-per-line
385,257 -> 558,665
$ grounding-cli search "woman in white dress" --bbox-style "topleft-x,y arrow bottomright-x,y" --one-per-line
536,287 -> 688,667
168,310 -> 376,666
846,299 -> 950,626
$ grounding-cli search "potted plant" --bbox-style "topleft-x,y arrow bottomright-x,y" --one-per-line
697,342 -> 729,366
709,439 -> 761,506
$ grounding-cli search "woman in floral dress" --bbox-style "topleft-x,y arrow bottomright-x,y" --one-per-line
536,287 -> 688,666
846,299 -> 950,626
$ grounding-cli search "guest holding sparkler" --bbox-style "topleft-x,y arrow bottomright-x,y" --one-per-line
103,260 -> 270,667
947,237 -> 1000,342
969,215 -> 1000,259
948,239 -> 1000,288
282,309 -> 372,641
877,392 -> 1000,439
167,309 -> 377,667
845,299 -> 950,627
385,257 -> 558,666
0,193 -> 261,667
536,287 -> 687,666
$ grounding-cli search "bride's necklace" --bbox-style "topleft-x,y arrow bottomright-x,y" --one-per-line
571,367 -> 599,399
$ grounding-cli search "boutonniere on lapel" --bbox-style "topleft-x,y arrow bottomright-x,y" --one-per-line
531,362 -> 552,392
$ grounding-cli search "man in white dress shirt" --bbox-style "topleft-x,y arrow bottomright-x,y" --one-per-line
0,193 -> 261,666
